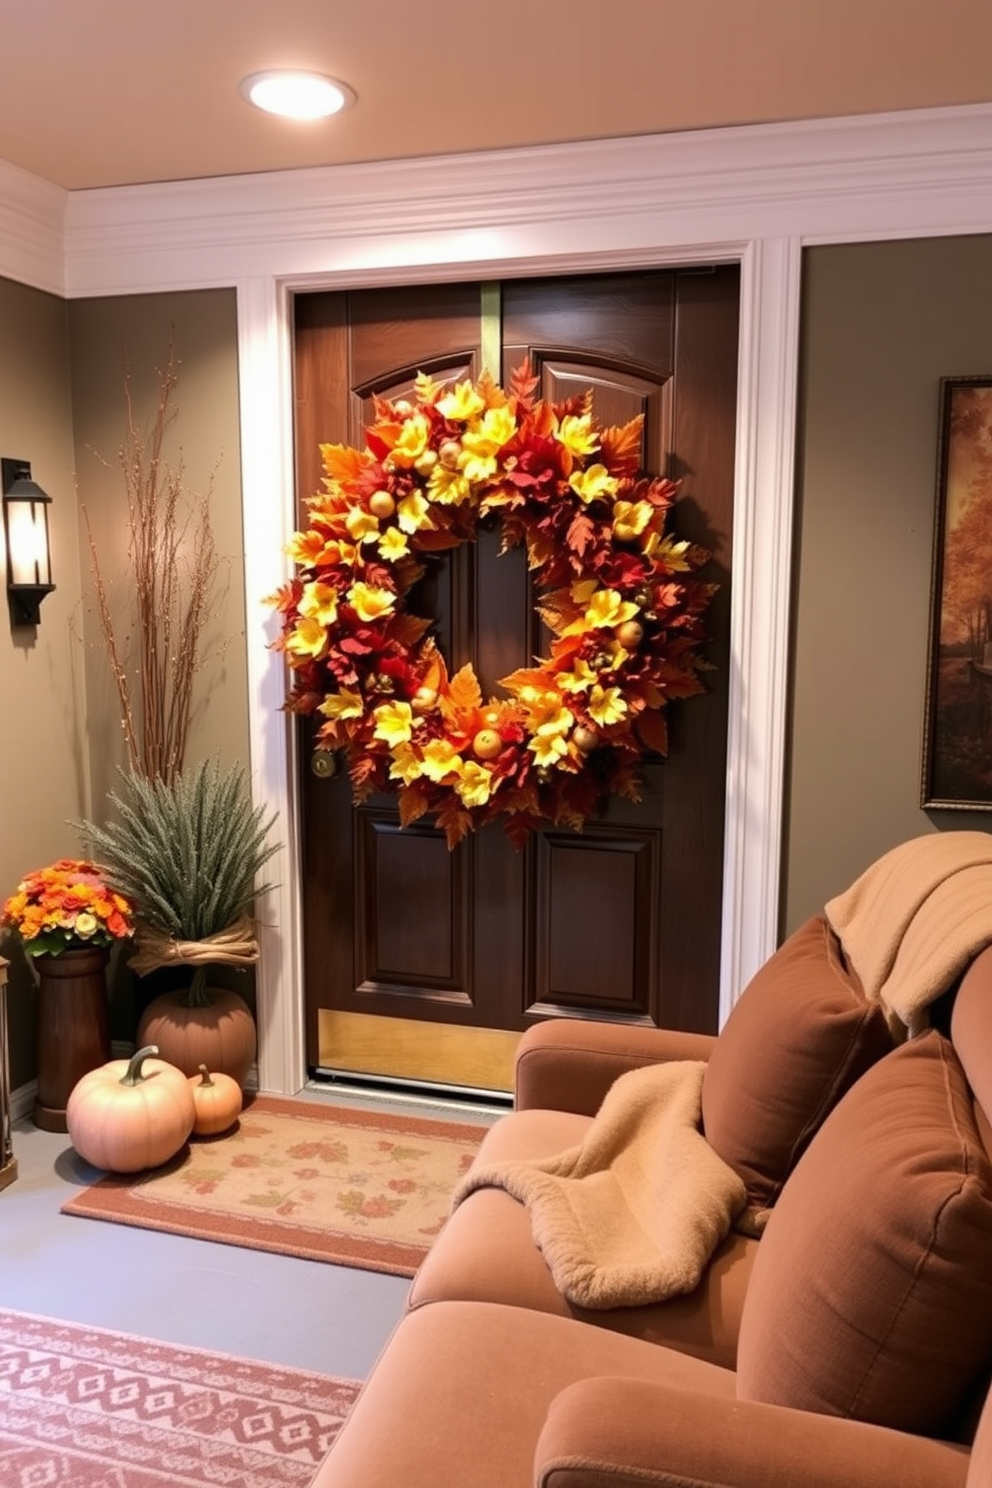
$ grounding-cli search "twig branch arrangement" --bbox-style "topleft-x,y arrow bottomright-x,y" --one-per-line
82,343 -> 220,785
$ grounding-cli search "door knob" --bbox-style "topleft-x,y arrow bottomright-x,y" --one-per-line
311,749 -> 337,779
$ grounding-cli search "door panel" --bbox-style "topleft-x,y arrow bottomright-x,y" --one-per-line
533,824 -> 658,1019
293,268 -> 739,1091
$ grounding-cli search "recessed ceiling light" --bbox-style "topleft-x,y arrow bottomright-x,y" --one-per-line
239,70 -> 356,121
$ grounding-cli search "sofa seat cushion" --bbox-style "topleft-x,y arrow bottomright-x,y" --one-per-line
702,913 -> 893,1210
736,1031 -> 992,1436
312,1300 -> 736,1488
409,1107 -> 758,1369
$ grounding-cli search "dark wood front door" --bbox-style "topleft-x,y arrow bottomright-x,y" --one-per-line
293,268 -> 739,1094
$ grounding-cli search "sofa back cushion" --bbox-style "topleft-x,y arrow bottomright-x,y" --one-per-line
701,914 -> 891,1210
736,1030 -> 992,1436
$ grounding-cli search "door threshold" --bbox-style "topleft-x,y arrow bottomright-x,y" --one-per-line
309,1067 -> 512,1117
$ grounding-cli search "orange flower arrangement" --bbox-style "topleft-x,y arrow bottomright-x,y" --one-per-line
2,858 -> 135,959
268,362 -> 715,847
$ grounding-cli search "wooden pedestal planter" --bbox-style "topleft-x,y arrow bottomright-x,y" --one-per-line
34,947 -> 112,1132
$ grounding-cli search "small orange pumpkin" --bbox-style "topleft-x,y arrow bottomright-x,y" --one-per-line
188,1064 -> 243,1136
66,1044 -> 195,1173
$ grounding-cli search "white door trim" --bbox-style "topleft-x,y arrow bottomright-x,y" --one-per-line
238,237 -> 801,1094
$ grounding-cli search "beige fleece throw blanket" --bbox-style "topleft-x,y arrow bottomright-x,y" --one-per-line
452,1060 -> 747,1310
825,831 -> 992,1036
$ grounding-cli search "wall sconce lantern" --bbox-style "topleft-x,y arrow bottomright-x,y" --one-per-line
2,457 -> 55,626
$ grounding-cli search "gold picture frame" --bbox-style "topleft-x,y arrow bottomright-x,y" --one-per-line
921,375 -> 992,809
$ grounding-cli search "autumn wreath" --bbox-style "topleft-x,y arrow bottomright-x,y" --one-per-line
269,362 -> 715,848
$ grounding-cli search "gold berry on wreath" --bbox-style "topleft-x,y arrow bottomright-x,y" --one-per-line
268,361 -> 715,849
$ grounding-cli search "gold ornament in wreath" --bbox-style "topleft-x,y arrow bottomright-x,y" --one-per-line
268,361 -> 715,849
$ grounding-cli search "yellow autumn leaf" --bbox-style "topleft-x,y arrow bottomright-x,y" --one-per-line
556,414 -> 600,457
319,688 -> 364,720
388,741 -> 425,784
437,380 -> 486,421
397,491 -> 435,534
284,616 -> 328,659
569,464 -> 619,505
378,527 -> 410,562
454,760 -> 495,808
347,582 -> 396,622
588,685 -> 628,727
420,738 -> 461,782
373,701 -> 414,747
345,507 -> 380,543
298,580 -> 339,627
387,413 -> 430,468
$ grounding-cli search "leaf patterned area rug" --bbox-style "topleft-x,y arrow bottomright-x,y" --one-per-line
0,1307 -> 360,1488
60,1095 -> 486,1276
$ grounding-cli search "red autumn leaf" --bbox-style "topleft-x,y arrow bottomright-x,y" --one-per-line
388,613 -> 433,648
264,578 -> 303,614
413,528 -> 467,553
640,475 -> 680,507
552,390 -> 592,422
503,813 -> 538,851
526,531 -> 557,572
399,785 -> 431,828
436,801 -> 474,850
635,708 -> 669,755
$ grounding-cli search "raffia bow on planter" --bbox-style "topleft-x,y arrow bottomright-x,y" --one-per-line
130,914 -> 260,976
133,915 -> 260,1089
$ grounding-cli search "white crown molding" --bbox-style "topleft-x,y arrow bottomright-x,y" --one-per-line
59,102 -> 992,297
0,157 -> 66,295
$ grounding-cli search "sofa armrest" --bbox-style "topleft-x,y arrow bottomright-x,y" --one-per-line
535,1378 -> 970,1488
515,1019 -> 718,1116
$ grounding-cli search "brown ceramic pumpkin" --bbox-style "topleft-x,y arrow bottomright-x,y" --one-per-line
188,1064 -> 243,1135
137,985 -> 256,1088
66,1044 -> 195,1173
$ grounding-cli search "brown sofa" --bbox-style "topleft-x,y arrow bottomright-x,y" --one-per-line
311,914 -> 992,1488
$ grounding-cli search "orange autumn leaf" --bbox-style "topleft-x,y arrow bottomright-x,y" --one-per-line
444,664 -> 483,714
509,357 -> 540,409
566,511 -> 596,559
600,416 -> 645,475
320,442 -> 371,485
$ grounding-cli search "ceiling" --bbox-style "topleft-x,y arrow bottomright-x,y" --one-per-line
2,0 -> 992,193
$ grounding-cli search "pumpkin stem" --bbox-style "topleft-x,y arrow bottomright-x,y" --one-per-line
182,967 -> 212,1007
120,1044 -> 160,1086
196,1064 -> 215,1087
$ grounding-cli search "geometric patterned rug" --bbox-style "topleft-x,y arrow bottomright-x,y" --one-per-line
0,1308 -> 361,1487
61,1095 -> 487,1278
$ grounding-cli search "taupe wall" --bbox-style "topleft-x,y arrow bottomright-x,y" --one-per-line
2,286 -> 247,1086
68,291 -> 249,805
784,235 -> 992,933
0,277 -> 84,1087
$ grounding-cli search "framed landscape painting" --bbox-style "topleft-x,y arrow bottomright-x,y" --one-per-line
921,375 -> 992,809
